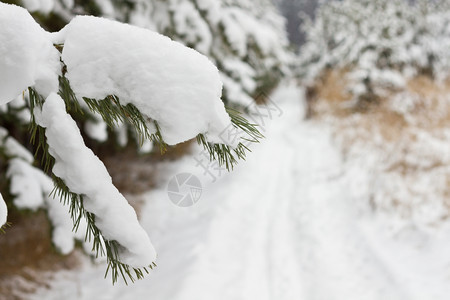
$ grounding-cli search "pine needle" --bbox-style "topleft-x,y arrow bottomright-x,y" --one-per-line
24,74 -> 263,284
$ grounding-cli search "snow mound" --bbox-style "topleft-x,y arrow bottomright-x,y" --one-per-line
0,194 -> 6,228
0,3 -> 60,105
34,92 -> 157,267
0,125 -> 90,254
59,16 -> 233,146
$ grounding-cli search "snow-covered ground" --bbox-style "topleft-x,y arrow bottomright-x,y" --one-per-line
32,83 -> 450,300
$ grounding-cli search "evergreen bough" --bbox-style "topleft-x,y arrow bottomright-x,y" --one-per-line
23,55 -> 262,284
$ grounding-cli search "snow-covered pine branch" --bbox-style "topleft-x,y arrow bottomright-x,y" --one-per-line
0,3 -> 261,284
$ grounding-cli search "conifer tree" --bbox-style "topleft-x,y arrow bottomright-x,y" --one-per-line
0,3 -> 262,284
298,0 -> 450,106
16,0 -> 292,108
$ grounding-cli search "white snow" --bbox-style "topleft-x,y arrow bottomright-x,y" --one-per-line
32,82 -> 450,299
7,159 -> 47,210
171,0 -> 212,54
84,117 -> 108,142
0,9 -> 253,261
58,16 -> 234,146
222,59 -> 257,93
45,190 -> 77,255
34,92 -> 157,267
0,130 -> 34,163
0,193 -> 6,227
220,73 -> 255,107
0,3 -> 60,105
0,127 -> 88,253
8,157 -> 80,254
1,129 -> 45,211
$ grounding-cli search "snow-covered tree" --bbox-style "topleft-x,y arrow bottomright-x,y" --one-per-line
298,0 -> 450,106
0,3 -> 261,283
15,0 -> 292,108
3,0 -> 291,157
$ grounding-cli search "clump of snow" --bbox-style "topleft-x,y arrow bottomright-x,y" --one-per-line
221,11 -> 248,56
171,0 -> 212,54
7,159 -> 47,210
45,188 -> 77,255
0,129 -> 34,163
1,126 -> 86,253
0,3 -> 60,105
1,127 -> 44,210
221,7 -> 281,57
222,59 -> 257,93
34,92 -> 156,267
8,158 -> 78,254
220,73 -> 255,108
84,116 -> 108,143
59,16 -> 233,146
0,194 -> 6,227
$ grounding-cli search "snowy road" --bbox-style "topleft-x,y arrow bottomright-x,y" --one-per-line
33,83 -> 450,300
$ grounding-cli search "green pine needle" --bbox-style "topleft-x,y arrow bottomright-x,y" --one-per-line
24,73 -> 263,285
0,222 -> 11,234
196,107 -> 263,170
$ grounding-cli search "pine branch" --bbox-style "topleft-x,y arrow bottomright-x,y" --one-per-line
59,76 -> 83,114
28,87 -> 54,173
28,86 -> 156,285
82,95 -> 166,152
25,73 -> 263,285
0,222 -> 11,234
196,107 -> 263,170
49,176 -> 156,285
59,73 -> 262,165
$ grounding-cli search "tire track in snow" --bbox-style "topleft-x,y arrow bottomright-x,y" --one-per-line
168,83 -> 407,299
286,124 -> 407,300
33,83 -> 450,300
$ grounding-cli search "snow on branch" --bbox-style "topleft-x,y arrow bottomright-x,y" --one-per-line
56,15 -> 234,146
0,2 -> 262,284
0,194 -> 7,232
34,92 -> 157,276
0,3 -> 60,105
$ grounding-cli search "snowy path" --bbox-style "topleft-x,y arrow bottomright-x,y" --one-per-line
33,83 -> 450,300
